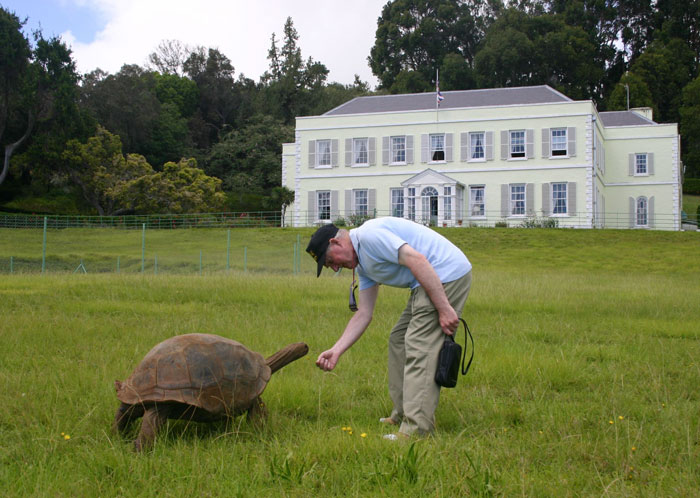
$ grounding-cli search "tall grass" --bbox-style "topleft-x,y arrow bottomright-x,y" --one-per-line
0,227 -> 699,496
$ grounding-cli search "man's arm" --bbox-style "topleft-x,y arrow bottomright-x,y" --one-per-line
316,284 -> 379,371
398,244 -> 459,335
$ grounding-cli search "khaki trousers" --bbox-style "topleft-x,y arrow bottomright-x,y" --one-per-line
387,271 -> 471,436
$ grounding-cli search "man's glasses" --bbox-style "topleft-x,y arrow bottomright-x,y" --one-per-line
349,268 -> 358,312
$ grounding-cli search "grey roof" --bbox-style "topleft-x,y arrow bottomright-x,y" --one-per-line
598,111 -> 656,127
322,85 -> 572,116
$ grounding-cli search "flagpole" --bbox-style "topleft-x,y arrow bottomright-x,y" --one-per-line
436,69 -> 439,124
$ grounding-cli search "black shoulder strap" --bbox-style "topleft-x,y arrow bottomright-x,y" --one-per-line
459,318 -> 474,376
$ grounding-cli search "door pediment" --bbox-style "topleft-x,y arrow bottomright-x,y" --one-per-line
401,168 -> 463,187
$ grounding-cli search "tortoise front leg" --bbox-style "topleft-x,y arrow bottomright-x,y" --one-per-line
247,397 -> 267,428
134,405 -> 170,452
113,402 -> 144,434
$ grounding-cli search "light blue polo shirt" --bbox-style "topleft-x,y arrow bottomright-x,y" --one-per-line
348,218 -> 471,291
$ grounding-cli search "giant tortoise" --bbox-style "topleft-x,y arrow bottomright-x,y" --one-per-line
113,333 -> 308,451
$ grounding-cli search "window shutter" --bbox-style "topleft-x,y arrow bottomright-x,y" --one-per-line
648,153 -> 654,175
628,154 -> 634,176
526,183 -> 534,215
308,140 -> 316,168
331,139 -> 339,167
331,190 -> 339,220
629,197 -> 635,227
567,127 -> 576,157
648,196 -> 654,227
501,184 -> 509,217
421,134 -> 429,163
382,137 -> 390,165
345,139 -> 352,166
568,182 -> 577,216
445,133 -> 453,162
500,131 -> 508,160
345,189 -> 352,216
406,135 -> 414,163
485,131 -> 494,161
368,138 -> 376,166
526,129 -> 534,159
542,183 -> 551,215
460,132 -> 468,162
541,128 -> 550,158
368,189 -> 376,215
308,191 -> 316,224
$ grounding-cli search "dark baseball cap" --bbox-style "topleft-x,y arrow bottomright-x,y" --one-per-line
306,223 -> 339,277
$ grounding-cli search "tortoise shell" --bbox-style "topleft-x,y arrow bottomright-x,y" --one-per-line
115,333 -> 270,416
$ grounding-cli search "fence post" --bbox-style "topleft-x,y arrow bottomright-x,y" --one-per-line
227,229 -> 231,270
42,216 -> 47,274
141,223 -> 146,273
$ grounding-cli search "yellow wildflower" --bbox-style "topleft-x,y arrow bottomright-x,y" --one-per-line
618,415 -> 624,420
361,433 -> 367,438
632,446 -> 637,451
609,420 -> 614,424
64,434 -> 70,440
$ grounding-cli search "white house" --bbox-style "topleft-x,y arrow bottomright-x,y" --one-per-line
282,85 -> 682,230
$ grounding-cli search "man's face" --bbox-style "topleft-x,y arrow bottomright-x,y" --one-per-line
324,237 -> 358,272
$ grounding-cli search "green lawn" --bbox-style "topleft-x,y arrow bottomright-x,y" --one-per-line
1,227 -> 698,496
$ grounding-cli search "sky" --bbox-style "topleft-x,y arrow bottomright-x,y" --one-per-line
2,0 -> 387,87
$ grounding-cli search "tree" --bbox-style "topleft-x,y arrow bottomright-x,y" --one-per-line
61,126 -> 152,215
1,7 -> 80,187
147,39 -> 190,76
679,76 -> 700,178
263,186 -> 295,227
368,0 -> 481,92
607,73 -> 654,113
115,158 -> 225,214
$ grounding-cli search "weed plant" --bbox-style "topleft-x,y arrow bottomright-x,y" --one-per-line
0,227 -> 699,496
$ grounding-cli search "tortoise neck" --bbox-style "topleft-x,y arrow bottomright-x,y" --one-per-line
266,342 -> 309,374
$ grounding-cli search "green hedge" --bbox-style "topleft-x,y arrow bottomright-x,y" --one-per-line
683,178 -> 700,195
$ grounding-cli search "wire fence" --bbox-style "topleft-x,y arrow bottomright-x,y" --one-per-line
1,210 -> 696,230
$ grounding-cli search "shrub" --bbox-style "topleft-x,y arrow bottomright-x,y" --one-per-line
683,178 -> 700,195
519,217 -> 560,228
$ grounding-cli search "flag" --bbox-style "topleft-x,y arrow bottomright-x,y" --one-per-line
436,73 -> 444,105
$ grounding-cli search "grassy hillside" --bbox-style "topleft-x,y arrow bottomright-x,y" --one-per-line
1,227 -> 699,496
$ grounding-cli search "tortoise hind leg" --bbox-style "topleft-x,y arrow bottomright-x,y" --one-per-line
134,405 -> 170,452
113,402 -> 144,434
247,397 -> 267,428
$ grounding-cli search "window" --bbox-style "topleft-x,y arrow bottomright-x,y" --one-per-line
470,132 -> 485,160
353,138 -> 368,165
391,136 -> 406,163
636,197 -> 648,226
470,186 -> 485,217
551,128 -> 567,156
552,182 -> 567,214
317,140 -> 331,166
510,184 -> 525,215
317,191 -> 331,220
635,153 -> 648,175
391,188 -> 404,218
407,187 -> 416,221
430,134 -> 445,161
510,131 -> 525,158
354,189 -> 368,216
443,186 -> 452,221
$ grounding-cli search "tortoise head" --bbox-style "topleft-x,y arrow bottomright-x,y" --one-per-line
265,342 -> 309,374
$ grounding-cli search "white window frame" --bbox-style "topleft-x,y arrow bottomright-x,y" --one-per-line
430,133 -> 446,162
391,188 -> 404,218
443,186 -> 452,221
406,187 -> 416,221
317,191 -> 331,221
316,140 -> 332,168
391,136 -> 406,164
636,196 -> 648,226
510,184 -> 526,216
551,128 -> 568,157
353,189 -> 368,216
510,130 -> 526,159
469,132 -> 485,161
635,153 -> 648,176
353,138 -> 369,166
469,185 -> 485,217
552,182 -> 568,215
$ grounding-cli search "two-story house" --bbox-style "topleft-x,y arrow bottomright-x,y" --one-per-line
282,85 -> 681,230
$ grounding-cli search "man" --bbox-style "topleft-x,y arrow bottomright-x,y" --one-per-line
306,217 -> 471,439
